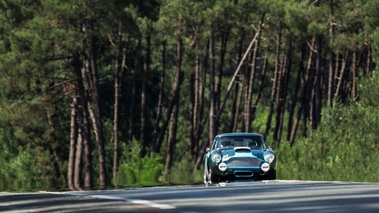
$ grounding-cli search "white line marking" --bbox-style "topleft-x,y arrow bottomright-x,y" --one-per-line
47,192 -> 176,210
89,194 -> 176,209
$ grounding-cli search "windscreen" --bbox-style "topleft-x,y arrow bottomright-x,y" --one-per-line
216,136 -> 265,149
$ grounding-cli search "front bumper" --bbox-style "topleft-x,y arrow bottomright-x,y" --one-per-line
215,165 -> 273,178
212,157 -> 275,178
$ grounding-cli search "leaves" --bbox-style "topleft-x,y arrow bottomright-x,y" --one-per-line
277,73 -> 379,182
116,139 -> 164,186
1,0 -> 379,190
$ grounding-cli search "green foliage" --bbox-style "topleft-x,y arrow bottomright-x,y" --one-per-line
1,0 -> 379,192
166,152 -> 203,185
115,139 -> 164,186
0,141 -> 42,191
284,1 -> 309,38
276,73 -> 379,182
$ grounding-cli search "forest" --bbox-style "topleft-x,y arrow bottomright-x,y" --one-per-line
0,0 -> 379,191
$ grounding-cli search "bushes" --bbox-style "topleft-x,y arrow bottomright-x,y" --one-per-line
276,73 -> 379,182
115,139 -> 204,186
0,144 -> 42,191
115,139 -> 164,186
277,134 -> 379,182
166,152 -> 203,185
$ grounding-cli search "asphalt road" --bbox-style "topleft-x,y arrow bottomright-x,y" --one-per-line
1,180 -> 379,213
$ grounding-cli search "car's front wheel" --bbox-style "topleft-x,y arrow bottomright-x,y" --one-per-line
208,169 -> 220,183
265,169 -> 276,180
203,167 -> 209,184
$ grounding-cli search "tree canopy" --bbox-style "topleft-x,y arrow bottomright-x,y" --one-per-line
0,0 -> 378,191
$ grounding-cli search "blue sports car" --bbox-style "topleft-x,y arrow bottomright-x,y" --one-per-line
203,132 -> 276,184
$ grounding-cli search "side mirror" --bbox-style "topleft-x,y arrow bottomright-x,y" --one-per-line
206,147 -> 211,152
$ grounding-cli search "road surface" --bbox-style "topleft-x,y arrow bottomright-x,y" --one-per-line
1,180 -> 378,212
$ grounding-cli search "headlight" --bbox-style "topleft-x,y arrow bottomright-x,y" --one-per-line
261,163 -> 270,172
218,163 -> 227,171
212,153 -> 222,163
264,153 -> 275,164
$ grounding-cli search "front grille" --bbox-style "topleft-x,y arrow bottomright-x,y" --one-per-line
227,158 -> 262,167
234,171 -> 253,177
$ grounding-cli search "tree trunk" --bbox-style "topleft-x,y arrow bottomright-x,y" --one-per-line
193,44 -> 206,161
74,126 -> 83,191
128,73 -> 136,142
165,101 -> 179,180
112,24 -> 127,187
154,81 -> 179,153
140,35 -> 151,157
215,30 -> 229,111
244,13 -> 265,132
273,52 -> 288,145
152,42 -> 166,156
229,31 -> 244,132
278,45 -> 292,144
287,43 -> 305,141
87,23 -> 106,189
128,39 -> 141,142
315,37 -> 323,129
302,96 -> 308,138
193,49 -> 208,169
216,32 -> 259,128
265,26 -> 282,139
71,53 -> 93,190
365,42 -> 371,76
251,53 -> 268,123
351,50 -> 357,99
46,109 -> 62,189
68,97 -> 78,191
190,71 -> 195,156
334,53 -> 339,91
190,51 -> 198,159
334,53 -> 347,98
289,37 -> 316,146
230,76 -> 241,132
327,0 -> 335,107
209,29 -> 216,147
310,38 -> 321,134
165,39 -> 184,180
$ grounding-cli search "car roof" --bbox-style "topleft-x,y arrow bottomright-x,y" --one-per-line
215,132 -> 263,138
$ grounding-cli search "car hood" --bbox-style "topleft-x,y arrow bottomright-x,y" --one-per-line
220,147 -> 264,159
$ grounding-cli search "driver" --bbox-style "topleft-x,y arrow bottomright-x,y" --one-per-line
220,141 -> 231,148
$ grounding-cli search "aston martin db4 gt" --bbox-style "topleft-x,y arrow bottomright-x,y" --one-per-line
203,132 -> 276,183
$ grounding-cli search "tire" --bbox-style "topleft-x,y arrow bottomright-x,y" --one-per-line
208,169 -> 220,184
204,160 -> 220,184
266,169 -> 276,180
203,167 -> 209,184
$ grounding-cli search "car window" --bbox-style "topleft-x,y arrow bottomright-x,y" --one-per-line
217,136 -> 265,149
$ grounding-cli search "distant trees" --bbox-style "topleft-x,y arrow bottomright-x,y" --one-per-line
0,0 -> 378,190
